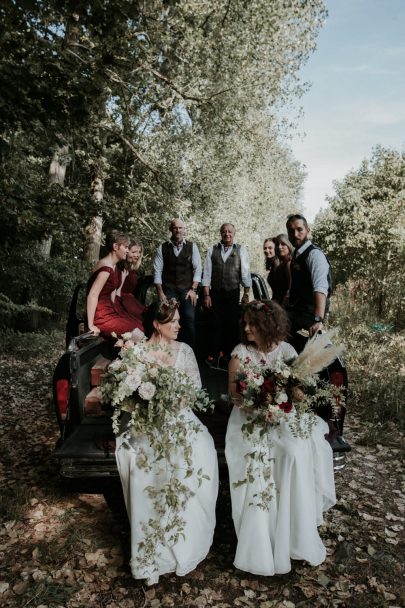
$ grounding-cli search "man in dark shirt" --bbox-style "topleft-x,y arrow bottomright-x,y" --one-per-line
153,218 -> 202,348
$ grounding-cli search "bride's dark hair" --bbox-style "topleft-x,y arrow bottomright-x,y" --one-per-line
240,300 -> 290,348
143,299 -> 179,338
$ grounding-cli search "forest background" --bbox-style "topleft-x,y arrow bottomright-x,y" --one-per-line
0,2 -> 403,606
0,0 -> 403,330
0,0 -> 403,415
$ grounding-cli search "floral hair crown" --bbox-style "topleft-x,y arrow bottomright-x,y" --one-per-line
244,300 -> 272,314
158,297 -> 179,315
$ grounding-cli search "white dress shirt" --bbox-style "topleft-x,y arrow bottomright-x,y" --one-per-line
202,243 -> 252,288
153,239 -> 202,285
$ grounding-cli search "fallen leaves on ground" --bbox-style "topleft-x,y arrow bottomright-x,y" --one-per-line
0,336 -> 404,608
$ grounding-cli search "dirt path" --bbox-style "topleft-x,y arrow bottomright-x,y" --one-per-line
0,345 -> 403,608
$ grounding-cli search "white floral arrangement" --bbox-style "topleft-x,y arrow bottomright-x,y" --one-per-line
100,337 -> 212,575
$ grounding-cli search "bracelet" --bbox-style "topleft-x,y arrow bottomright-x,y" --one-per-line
192,288 -> 198,293
204,294 -> 210,298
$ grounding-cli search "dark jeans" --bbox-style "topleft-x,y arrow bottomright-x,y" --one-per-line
163,286 -> 196,349
211,288 -> 240,359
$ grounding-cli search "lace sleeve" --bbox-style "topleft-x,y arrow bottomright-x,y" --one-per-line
280,341 -> 298,360
177,343 -> 202,389
230,343 -> 247,360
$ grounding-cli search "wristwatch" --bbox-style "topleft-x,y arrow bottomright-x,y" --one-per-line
313,314 -> 324,323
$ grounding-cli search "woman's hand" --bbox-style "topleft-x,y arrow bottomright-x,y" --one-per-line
88,324 -> 101,336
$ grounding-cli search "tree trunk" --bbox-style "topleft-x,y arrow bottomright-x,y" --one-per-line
39,143 -> 70,258
84,171 -> 105,263
84,215 -> 103,263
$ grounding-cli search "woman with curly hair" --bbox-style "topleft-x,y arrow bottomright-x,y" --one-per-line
225,300 -> 336,576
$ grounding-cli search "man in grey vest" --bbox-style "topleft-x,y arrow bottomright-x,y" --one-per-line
286,213 -> 331,353
153,218 -> 202,348
202,223 -> 251,369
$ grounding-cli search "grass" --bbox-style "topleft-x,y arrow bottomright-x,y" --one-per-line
328,286 -> 404,443
15,581 -> 75,607
0,484 -> 36,522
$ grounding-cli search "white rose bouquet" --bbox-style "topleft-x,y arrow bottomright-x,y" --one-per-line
100,337 -> 213,573
100,338 -> 211,437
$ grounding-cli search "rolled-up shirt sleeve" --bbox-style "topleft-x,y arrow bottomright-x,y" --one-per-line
307,249 -> 329,296
240,245 -> 252,288
202,247 -> 213,287
192,243 -> 202,283
153,245 -> 164,284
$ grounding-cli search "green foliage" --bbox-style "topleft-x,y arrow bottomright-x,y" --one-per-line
0,253 -> 90,316
328,285 -> 404,442
313,146 -> 405,327
0,293 -> 57,332
0,0 -> 324,273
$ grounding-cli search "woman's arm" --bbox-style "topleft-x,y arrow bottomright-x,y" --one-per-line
228,355 -> 243,406
116,269 -> 128,298
181,344 -> 202,389
86,270 -> 110,334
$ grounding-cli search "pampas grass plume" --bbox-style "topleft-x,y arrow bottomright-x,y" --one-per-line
291,330 -> 345,381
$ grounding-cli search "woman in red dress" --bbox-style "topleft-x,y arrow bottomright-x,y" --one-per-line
115,239 -> 145,322
86,231 -> 144,339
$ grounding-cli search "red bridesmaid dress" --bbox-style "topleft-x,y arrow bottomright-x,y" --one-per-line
114,269 -> 145,323
86,266 -> 144,338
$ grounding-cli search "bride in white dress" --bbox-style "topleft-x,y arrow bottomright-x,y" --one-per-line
115,300 -> 218,585
226,300 -> 336,576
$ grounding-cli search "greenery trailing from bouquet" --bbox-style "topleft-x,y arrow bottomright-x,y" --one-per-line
100,337 -> 212,576
233,332 -> 345,510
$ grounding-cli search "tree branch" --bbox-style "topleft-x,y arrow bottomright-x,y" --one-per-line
148,67 -> 232,102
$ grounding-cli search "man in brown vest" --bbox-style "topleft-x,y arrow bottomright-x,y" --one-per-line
202,223 -> 251,369
153,218 -> 202,348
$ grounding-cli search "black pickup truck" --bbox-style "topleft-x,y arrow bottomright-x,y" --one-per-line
53,273 -> 351,481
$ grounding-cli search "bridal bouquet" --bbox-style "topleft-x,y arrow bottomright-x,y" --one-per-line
233,332 -> 345,509
101,339 -> 211,437
100,337 -> 212,574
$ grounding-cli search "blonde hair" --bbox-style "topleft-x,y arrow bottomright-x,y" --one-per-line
127,239 -> 143,271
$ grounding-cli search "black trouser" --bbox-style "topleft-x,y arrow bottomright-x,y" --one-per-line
211,288 -> 240,358
164,286 -> 196,349
287,307 -> 315,354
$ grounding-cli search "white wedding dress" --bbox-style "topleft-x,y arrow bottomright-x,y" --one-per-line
116,342 -> 219,583
225,342 -> 336,576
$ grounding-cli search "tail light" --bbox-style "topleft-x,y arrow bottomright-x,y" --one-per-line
329,371 -> 345,419
56,379 -> 70,421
